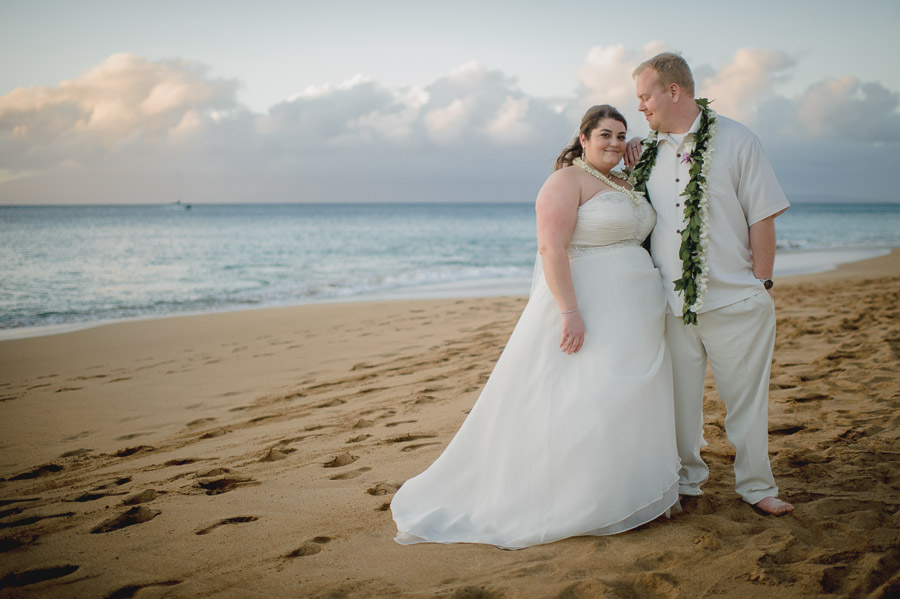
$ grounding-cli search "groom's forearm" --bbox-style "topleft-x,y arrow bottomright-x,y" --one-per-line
748,216 -> 777,279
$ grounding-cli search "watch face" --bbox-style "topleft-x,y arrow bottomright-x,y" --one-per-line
764,279 -> 774,289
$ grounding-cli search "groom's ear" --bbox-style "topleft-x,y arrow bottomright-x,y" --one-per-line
668,83 -> 683,103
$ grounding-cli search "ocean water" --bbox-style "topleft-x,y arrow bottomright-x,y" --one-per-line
1,202 -> 898,334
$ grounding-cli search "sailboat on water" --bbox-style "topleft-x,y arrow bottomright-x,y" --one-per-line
166,171 -> 191,210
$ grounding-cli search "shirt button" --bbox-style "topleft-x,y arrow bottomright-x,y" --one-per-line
675,203 -> 680,207
676,153 -> 681,158
675,178 -> 680,183
676,229 -> 681,234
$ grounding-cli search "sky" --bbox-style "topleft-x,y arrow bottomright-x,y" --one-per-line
1,0 -> 899,204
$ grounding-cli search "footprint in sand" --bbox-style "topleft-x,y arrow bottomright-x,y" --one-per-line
304,424 -> 330,432
163,458 -> 199,467
70,490 -> 128,503
196,468 -> 230,478
446,586 -> 506,599
106,580 -> 182,599
769,424 -> 806,436
0,505 -> 25,519
323,453 -> 358,468
820,566 -> 851,595
9,464 -> 63,481
260,448 -> 296,462
352,387 -> 388,397
0,565 -> 80,590
196,477 -> 259,495
94,477 -> 132,490
114,446 -> 155,457
248,414 -> 277,424
284,536 -> 332,558
194,516 -> 258,535
316,399 -> 345,408
385,433 -> 437,444
402,443 -> 442,452
384,420 -> 417,428
0,512 -> 75,529
123,490 -> 162,505
91,506 -> 160,534
365,483 -> 400,496
59,448 -> 92,458
0,537 -> 29,553
329,467 -> 372,481
793,392 -> 829,403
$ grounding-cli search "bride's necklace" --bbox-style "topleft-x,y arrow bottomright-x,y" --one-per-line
573,157 -> 644,206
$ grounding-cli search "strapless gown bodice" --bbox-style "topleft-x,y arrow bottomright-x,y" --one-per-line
568,191 -> 656,254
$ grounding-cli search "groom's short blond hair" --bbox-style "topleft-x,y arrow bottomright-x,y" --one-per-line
633,52 -> 695,97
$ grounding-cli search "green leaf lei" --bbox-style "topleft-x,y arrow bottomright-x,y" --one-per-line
628,98 -> 717,325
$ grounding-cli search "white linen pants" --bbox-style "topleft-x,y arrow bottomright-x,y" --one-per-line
665,291 -> 778,504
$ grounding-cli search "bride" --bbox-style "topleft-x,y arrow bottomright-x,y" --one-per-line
391,105 -> 680,549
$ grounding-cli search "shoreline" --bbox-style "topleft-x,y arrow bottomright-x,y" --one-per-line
2,246 -> 895,342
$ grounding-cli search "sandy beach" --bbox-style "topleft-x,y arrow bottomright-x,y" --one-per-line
1,251 -> 898,598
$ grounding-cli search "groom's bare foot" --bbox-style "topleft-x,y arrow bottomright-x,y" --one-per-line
754,496 -> 794,516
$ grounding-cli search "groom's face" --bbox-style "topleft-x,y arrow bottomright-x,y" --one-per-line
636,69 -> 671,132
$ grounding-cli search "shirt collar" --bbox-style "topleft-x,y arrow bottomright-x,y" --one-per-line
657,110 -> 702,147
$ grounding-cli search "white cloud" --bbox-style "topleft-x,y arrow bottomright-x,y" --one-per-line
698,49 -> 795,123
486,96 -> 534,145
0,53 -> 239,177
424,98 -> 471,144
571,42 -> 678,135
792,77 -> 900,142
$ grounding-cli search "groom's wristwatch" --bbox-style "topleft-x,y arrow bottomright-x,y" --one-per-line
757,278 -> 774,290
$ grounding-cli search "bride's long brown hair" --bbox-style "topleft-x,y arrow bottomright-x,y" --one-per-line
554,105 -> 628,171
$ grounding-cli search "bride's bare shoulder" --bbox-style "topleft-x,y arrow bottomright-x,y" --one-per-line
536,167 -> 584,208
540,166 -> 582,191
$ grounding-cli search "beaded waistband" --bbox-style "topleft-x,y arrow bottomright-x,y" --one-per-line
566,241 -> 641,259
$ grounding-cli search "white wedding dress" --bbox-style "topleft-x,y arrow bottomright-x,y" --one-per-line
391,191 -> 680,549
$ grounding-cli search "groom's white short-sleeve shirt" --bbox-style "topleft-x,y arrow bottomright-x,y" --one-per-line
646,112 -> 790,316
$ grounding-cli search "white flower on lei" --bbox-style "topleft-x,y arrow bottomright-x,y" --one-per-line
686,112 -> 717,314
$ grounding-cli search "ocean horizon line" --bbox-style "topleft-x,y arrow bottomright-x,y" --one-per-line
3,198 -> 900,208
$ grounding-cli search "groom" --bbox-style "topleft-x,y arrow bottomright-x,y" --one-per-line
628,53 -> 793,516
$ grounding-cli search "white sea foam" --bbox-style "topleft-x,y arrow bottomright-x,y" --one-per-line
773,248 -> 891,276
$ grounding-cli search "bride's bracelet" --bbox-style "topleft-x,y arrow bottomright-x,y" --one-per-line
561,307 -> 578,314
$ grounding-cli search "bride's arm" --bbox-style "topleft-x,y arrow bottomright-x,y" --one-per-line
536,170 -> 584,354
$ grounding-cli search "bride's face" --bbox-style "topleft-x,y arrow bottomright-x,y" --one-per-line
581,118 -> 627,172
